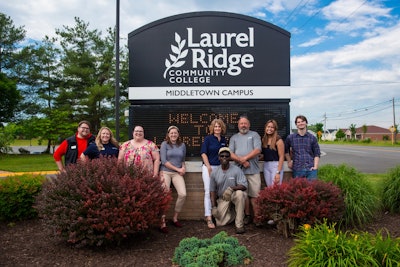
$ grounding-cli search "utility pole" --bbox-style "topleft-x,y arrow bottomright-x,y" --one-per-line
323,112 -> 327,140
393,97 -> 396,143
115,0 -> 120,141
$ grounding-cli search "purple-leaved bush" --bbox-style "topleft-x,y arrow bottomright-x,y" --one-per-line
255,178 -> 345,231
36,157 -> 172,247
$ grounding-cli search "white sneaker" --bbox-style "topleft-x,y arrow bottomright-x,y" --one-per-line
267,220 -> 275,225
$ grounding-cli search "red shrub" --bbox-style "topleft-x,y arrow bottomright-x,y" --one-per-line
256,178 -> 345,227
36,157 -> 171,247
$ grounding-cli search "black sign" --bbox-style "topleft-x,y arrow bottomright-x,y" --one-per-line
127,12 -> 291,157
129,101 -> 289,158
128,11 -> 290,87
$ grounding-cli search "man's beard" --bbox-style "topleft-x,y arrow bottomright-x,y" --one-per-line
239,128 -> 249,134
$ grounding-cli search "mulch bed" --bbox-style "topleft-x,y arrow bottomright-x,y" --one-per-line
1,212 -> 399,267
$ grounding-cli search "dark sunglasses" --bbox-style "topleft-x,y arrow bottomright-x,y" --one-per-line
219,154 -> 230,158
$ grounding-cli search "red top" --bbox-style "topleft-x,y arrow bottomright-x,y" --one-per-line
53,133 -> 94,161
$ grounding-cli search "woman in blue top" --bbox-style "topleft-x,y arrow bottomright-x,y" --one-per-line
159,126 -> 187,233
261,120 -> 285,187
81,127 -> 119,160
200,118 -> 227,229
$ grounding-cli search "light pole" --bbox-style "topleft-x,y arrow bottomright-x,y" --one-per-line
115,0 -> 120,141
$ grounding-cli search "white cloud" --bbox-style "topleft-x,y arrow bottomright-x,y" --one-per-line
1,0 -> 399,129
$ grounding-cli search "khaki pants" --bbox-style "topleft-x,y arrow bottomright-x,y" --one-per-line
215,190 -> 247,228
161,171 -> 187,212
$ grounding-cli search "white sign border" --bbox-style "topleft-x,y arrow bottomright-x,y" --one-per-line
129,86 -> 290,100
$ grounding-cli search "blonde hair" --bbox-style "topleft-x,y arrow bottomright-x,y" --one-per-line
95,127 -> 119,151
262,119 -> 279,150
209,119 -> 226,134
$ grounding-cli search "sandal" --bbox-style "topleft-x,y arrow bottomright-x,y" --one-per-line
160,215 -> 168,233
206,218 -> 215,229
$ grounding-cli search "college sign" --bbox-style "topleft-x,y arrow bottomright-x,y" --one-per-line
127,12 -> 291,157
128,11 -> 290,100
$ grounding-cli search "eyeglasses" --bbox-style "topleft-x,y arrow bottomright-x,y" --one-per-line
219,154 -> 230,158
134,130 -> 144,133
80,126 -> 90,130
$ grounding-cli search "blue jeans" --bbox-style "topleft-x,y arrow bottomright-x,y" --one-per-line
293,169 -> 318,181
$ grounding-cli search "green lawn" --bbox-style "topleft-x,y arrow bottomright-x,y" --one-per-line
0,154 -> 57,172
10,139 -> 43,146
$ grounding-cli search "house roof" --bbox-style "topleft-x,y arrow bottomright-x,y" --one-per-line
355,125 -> 391,134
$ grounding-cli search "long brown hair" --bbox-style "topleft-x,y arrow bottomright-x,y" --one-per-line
262,119 -> 279,150
165,125 -> 183,146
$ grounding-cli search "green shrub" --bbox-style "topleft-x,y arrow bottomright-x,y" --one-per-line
287,220 -> 400,266
382,165 -> 400,213
172,231 -> 252,266
362,137 -> 371,143
35,157 -> 172,247
319,164 -> 378,227
255,178 -> 345,236
0,174 -> 45,221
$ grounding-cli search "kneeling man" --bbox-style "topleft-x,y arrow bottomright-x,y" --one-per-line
210,147 -> 248,234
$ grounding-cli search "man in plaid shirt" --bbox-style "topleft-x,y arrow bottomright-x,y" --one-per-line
285,115 -> 321,180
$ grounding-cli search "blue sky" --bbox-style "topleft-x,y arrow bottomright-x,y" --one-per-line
1,0 -> 399,130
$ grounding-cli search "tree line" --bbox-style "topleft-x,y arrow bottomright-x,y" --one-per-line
0,13 -> 130,153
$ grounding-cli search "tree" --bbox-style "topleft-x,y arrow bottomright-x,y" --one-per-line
362,124 -> 368,140
54,17 -> 117,132
349,124 -> 357,140
335,129 -> 345,140
0,13 -> 26,74
0,73 -> 21,122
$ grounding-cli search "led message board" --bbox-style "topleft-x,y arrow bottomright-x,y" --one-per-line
129,101 -> 289,158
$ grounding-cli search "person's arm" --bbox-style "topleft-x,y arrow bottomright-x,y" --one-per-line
117,142 -> 126,164
313,156 -> 319,170
80,153 -> 87,162
274,139 -> 285,183
311,137 -> 321,170
231,184 -> 246,191
151,151 -> 160,177
55,160 -> 64,172
201,153 -> 212,175
53,140 -> 68,171
284,136 -> 293,169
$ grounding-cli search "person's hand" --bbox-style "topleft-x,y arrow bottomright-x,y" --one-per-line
242,161 -> 250,168
178,167 -> 186,176
274,174 -> 280,184
222,187 -> 233,201
212,207 -> 219,218
287,161 -> 293,169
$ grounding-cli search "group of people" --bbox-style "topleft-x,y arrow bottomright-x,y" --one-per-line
53,114 -> 321,235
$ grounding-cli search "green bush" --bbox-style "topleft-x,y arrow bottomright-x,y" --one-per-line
319,164 -> 378,227
35,157 -> 172,247
288,220 -> 400,266
172,231 -> 252,266
382,165 -> 400,213
0,174 -> 45,221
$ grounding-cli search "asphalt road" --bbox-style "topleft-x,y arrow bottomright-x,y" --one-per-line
319,144 -> 400,173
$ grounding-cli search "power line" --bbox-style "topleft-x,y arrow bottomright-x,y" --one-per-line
283,0 -> 309,28
324,97 -> 400,120
300,0 -> 369,54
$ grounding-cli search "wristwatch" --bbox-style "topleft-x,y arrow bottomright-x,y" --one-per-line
276,171 -> 280,174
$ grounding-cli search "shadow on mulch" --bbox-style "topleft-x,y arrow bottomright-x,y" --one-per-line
1,212 -> 399,267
